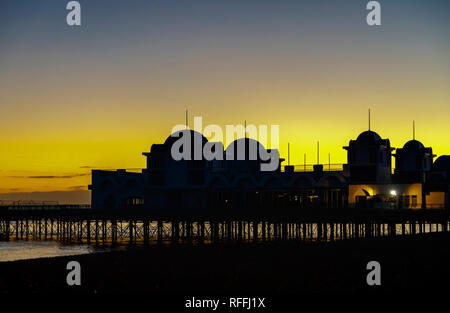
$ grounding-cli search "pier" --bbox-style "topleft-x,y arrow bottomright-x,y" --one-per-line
0,206 -> 449,245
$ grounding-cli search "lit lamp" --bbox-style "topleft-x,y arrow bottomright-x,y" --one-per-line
390,190 -> 397,196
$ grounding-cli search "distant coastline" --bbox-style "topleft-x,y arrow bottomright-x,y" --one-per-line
0,190 -> 90,205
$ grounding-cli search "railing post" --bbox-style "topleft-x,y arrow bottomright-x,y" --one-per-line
87,220 -> 91,244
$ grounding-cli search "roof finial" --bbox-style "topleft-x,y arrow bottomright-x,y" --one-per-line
413,120 -> 415,140
368,108 -> 371,131
304,153 -> 306,171
244,120 -> 247,138
317,141 -> 320,165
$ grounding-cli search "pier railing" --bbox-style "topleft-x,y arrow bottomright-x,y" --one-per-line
0,203 -> 90,210
282,164 -> 344,172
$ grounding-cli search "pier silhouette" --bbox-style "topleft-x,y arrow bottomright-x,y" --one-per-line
1,118 -> 450,246
1,207 -> 449,245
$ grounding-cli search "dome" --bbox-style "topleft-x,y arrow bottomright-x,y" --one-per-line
163,129 -> 208,147
433,155 -> 450,170
161,129 -> 209,161
402,139 -> 424,151
356,130 -> 381,144
225,138 -> 266,161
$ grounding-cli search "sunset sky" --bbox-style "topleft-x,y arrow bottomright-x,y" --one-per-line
0,0 -> 449,203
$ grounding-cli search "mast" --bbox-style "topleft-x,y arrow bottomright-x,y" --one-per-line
288,143 -> 290,166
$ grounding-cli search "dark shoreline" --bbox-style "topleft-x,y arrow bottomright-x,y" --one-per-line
1,233 -> 449,294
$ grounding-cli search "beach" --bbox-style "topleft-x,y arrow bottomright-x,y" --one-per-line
1,232 -> 449,294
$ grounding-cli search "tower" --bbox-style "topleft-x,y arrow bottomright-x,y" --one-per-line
343,111 -> 394,183
394,121 -> 435,182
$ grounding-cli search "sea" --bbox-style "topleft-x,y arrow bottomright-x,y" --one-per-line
0,241 -> 101,262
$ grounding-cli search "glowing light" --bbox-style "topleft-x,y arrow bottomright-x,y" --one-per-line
390,190 -> 397,196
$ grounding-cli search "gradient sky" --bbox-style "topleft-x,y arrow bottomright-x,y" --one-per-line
0,0 -> 449,203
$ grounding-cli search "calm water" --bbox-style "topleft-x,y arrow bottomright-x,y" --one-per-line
0,241 -> 99,262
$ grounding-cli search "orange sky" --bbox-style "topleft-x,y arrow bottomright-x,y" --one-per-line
0,1 -> 449,203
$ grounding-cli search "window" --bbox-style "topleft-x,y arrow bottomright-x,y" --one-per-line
125,198 -> 144,208
411,195 -> 417,208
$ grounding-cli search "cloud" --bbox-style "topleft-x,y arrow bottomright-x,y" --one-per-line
68,185 -> 87,190
80,165 -> 113,169
7,173 -> 90,179
80,166 -> 142,171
